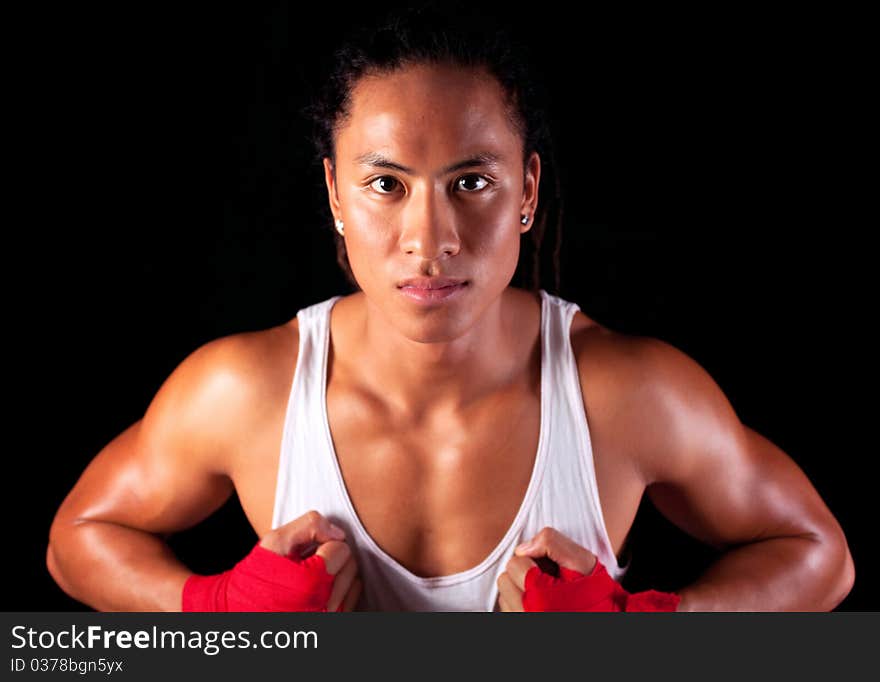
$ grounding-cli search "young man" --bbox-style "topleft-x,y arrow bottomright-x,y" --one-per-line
47,8 -> 853,612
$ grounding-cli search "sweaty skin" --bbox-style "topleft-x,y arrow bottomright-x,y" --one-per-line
48,63 -> 854,611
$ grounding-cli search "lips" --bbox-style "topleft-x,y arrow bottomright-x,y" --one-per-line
397,277 -> 469,304
397,277 -> 467,290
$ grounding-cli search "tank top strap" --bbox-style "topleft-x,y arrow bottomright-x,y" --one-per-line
270,295 -> 343,530
530,289 -> 629,582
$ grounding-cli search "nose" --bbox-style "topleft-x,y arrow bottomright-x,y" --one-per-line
398,184 -> 461,260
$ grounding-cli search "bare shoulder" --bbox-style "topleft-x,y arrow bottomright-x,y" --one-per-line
569,310 -> 715,394
178,319 -> 299,399
569,311 -> 743,485
564,309 -> 854,601
140,316 -> 301,474
49,316 -> 303,537
568,310 -> 651,390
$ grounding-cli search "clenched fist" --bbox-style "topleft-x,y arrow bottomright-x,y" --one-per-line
183,510 -> 362,611
258,510 -> 362,612
497,527 -> 679,612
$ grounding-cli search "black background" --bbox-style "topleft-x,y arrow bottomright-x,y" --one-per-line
9,3 -> 874,610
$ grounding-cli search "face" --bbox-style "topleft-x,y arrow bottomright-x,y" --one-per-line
324,62 -> 540,343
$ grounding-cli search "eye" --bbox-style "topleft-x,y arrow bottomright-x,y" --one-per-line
369,176 -> 401,194
456,174 -> 489,192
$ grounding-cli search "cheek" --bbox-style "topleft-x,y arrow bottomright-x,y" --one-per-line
341,183 -> 399,239
341,203 -> 394,284
465,218 -> 523,288
468,183 -> 526,254
453,183 -> 523,252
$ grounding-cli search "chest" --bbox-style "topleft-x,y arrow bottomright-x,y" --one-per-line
232,355 -> 644,577
326,380 -> 542,578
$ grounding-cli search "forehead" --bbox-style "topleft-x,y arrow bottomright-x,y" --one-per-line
336,62 -> 522,163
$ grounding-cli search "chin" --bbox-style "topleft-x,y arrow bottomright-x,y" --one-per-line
395,313 -> 473,344
363,279 -> 499,343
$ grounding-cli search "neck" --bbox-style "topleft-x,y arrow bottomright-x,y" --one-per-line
340,287 -> 538,422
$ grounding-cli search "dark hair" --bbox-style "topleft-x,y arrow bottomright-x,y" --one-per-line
307,2 -> 563,295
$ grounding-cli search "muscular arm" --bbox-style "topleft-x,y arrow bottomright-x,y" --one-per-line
47,332 -> 283,611
624,338 -> 855,611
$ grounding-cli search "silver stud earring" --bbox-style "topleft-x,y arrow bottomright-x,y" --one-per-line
520,214 -> 529,225
335,219 -> 345,236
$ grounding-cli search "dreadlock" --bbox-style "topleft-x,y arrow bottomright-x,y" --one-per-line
306,1 -> 563,295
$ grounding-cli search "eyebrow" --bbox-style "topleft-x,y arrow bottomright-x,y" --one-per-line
354,151 -> 502,175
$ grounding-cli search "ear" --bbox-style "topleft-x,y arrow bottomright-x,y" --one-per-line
520,151 -> 541,234
323,157 -> 342,222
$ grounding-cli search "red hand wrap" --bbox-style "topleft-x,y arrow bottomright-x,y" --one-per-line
182,542 -> 335,612
522,559 -> 680,612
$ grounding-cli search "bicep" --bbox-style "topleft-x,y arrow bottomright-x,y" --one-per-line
52,341 -> 251,535
647,424 -> 833,550
55,417 -> 234,535
638,340 -> 839,549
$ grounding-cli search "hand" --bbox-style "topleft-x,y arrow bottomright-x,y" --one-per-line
497,526 -> 680,612
259,510 -> 362,612
497,527 -> 597,612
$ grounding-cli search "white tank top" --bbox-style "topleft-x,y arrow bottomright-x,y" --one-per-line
271,289 -> 628,611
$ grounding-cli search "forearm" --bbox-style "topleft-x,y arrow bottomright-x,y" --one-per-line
675,534 -> 854,612
48,519 -> 192,612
